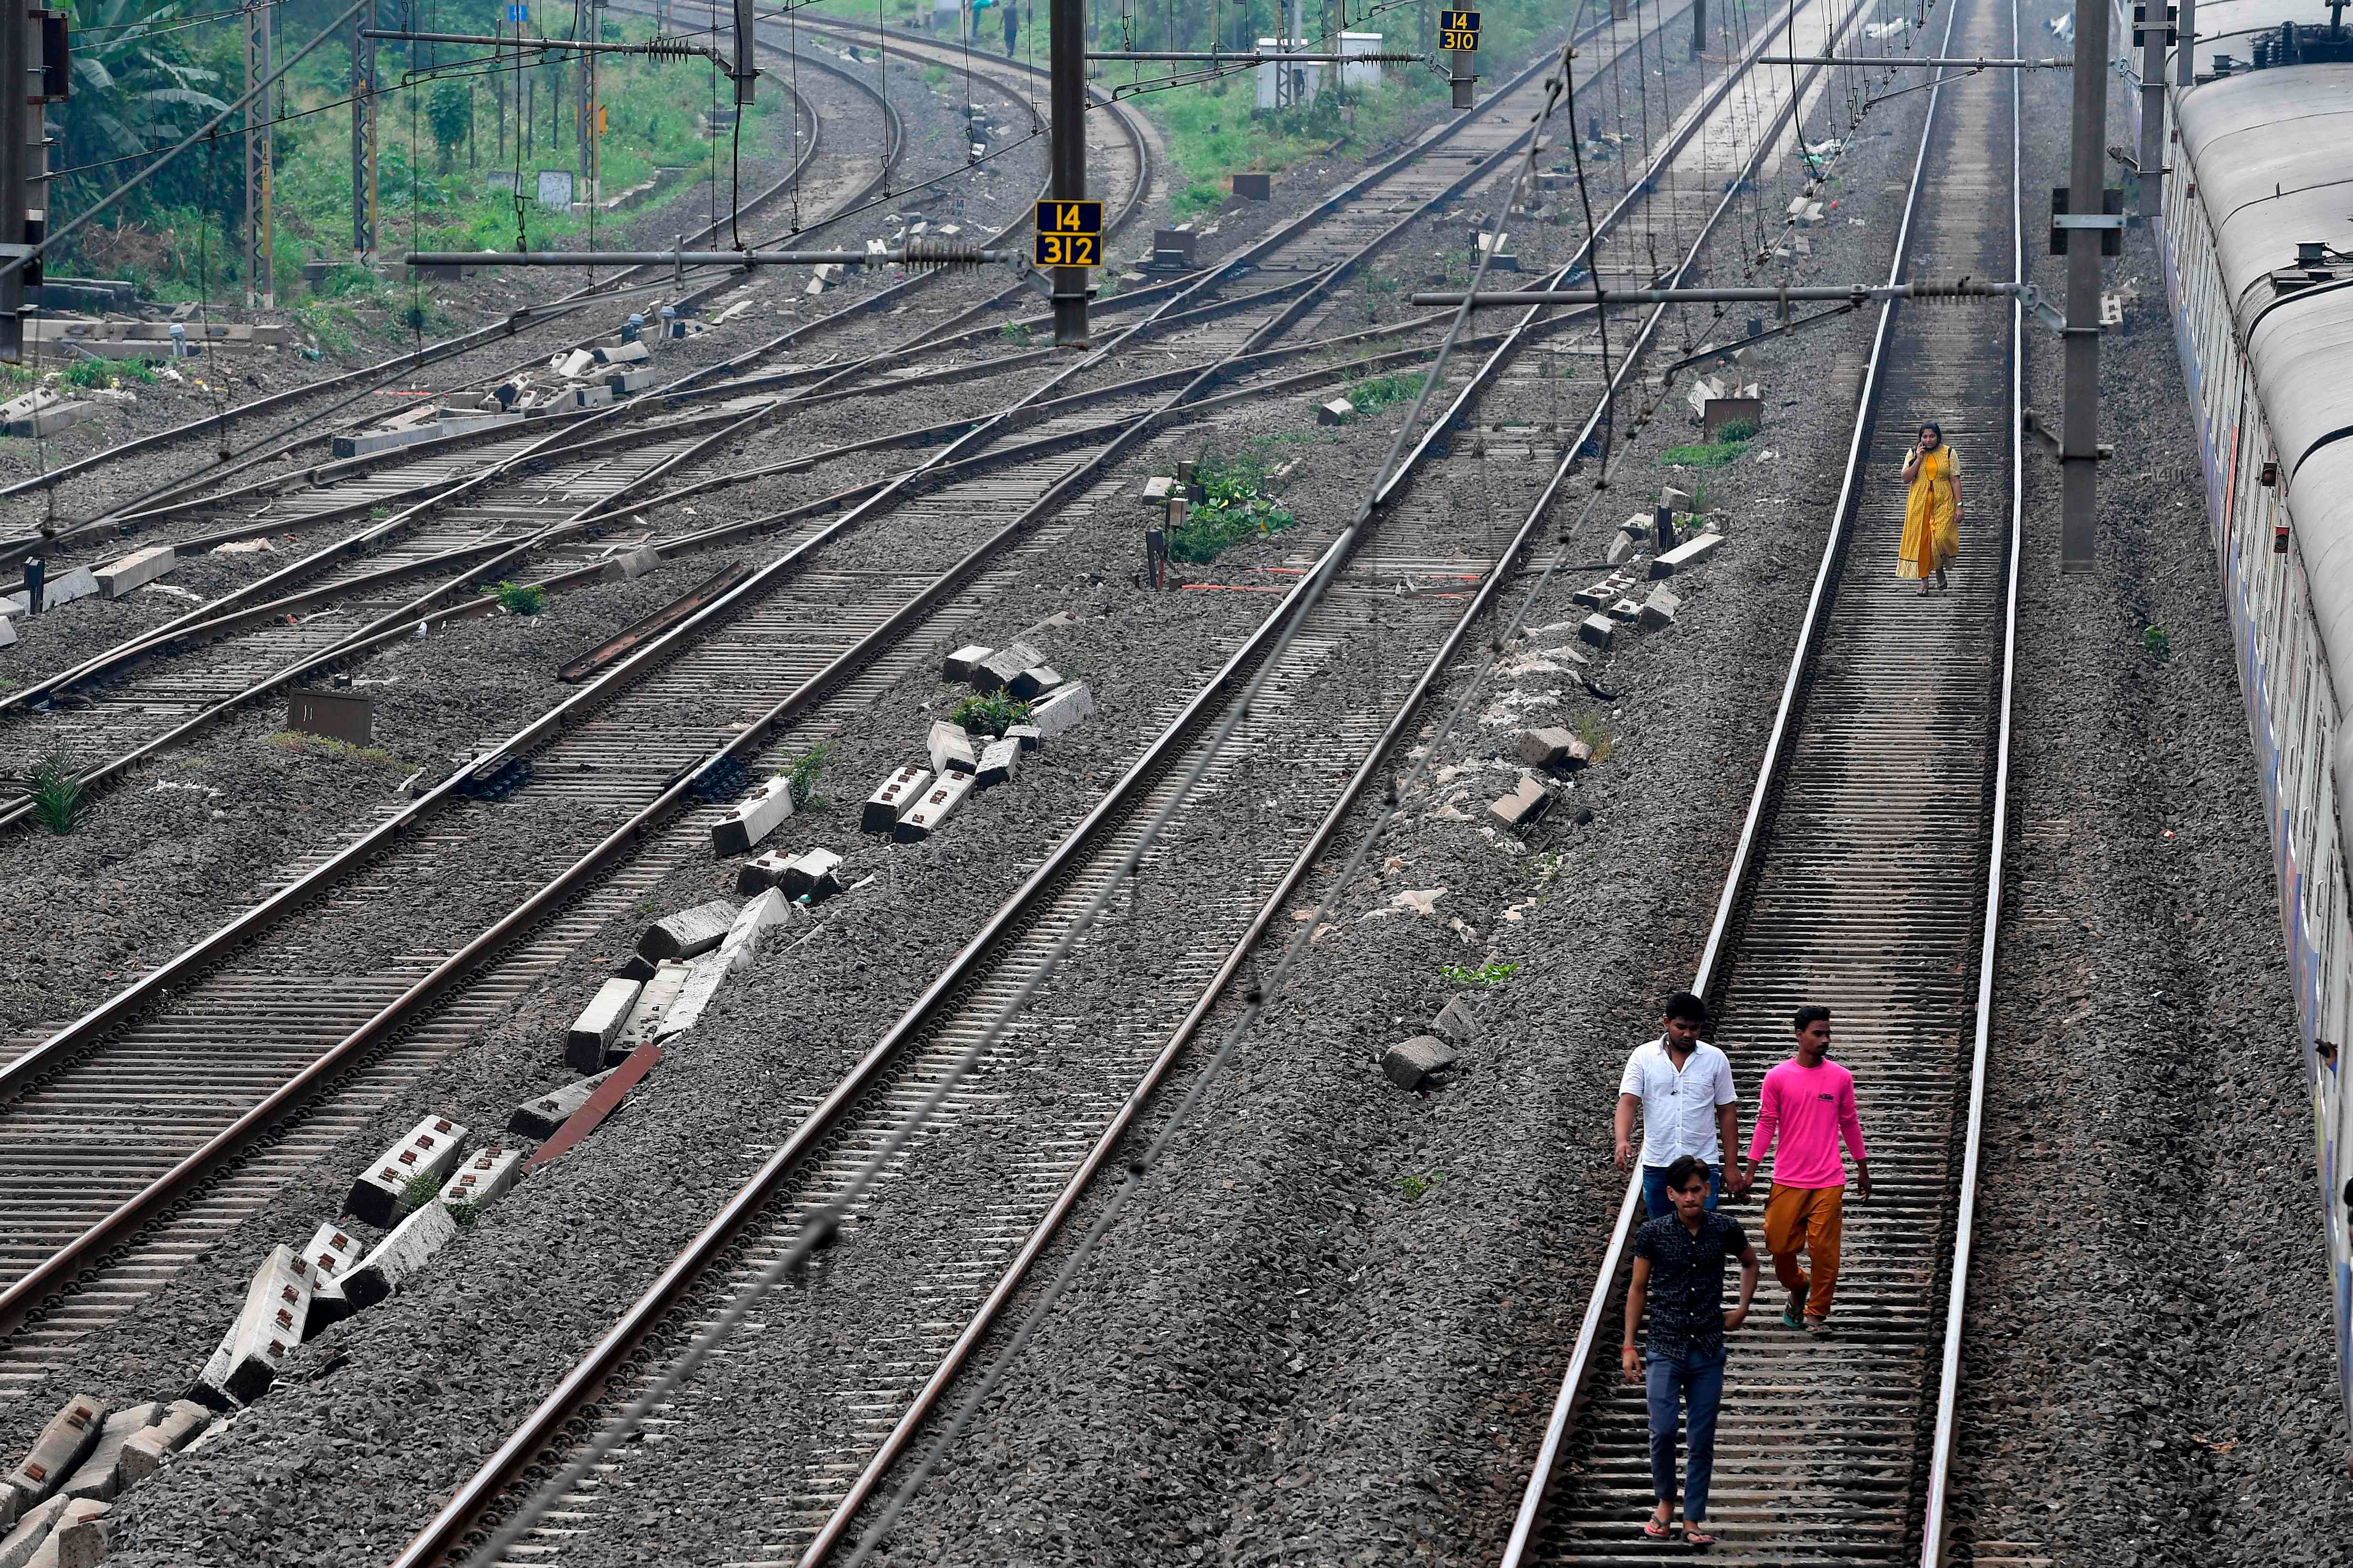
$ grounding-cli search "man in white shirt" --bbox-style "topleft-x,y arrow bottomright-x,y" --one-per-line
1614,991 -> 1748,1220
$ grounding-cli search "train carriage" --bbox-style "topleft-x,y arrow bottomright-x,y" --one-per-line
2166,60 -> 2353,1436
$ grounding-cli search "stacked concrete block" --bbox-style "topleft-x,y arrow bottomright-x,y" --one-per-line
1515,727 -> 1591,772
508,1069 -> 617,1139
658,893 -> 790,1039
4,1397 -> 106,1515
566,978 -> 642,1074
894,770 -> 974,841
440,1144 -> 526,1214
297,1222 -> 365,1337
711,774 -> 794,857
1006,666 -> 1063,701
976,737 -> 1020,787
346,1116 -> 469,1227
115,1403 -> 208,1487
56,1404 -> 161,1503
1489,776 -> 1551,830
775,848 -> 844,901
863,766 -> 933,833
971,642 -> 1044,694
1006,723 -> 1043,753
191,1246 -> 313,1406
94,547 -> 175,599
927,721 -> 978,778
1650,531 -> 1724,576
941,644 -> 992,682
344,1202 -> 459,1312
638,900 -> 737,961
1029,682 -> 1093,740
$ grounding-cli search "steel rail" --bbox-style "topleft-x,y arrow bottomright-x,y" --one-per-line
0,5 -> 1559,1346
1494,0 -> 2001,1554
0,46 -> 856,534
788,11 -> 1867,1555
1916,0 -> 2024,1552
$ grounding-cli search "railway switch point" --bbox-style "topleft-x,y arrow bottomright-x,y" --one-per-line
567,979 -> 643,1074
1382,1035 -> 1460,1090
56,1403 -> 161,1504
711,774 -> 796,857
940,643 -> 993,682
1490,776 -> 1552,830
863,766 -> 934,833
929,721 -> 980,778
895,769 -> 976,841
344,1202 -> 460,1313
977,737 -> 1021,787
508,1069 -> 619,1141
4,1398 -> 104,1514
345,1116 -> 471,1228
638,899 -> 739,962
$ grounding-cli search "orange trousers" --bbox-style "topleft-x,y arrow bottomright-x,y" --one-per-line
1762,1182 -> 1844,1321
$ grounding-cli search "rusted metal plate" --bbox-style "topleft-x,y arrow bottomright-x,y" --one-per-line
524,1043 -> 660,1173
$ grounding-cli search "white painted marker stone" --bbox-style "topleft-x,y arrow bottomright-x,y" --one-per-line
711,774 -> 794,857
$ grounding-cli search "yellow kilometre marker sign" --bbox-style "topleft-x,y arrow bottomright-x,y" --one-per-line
1034,199 -> 1103,268
1438,7 -> 1481,50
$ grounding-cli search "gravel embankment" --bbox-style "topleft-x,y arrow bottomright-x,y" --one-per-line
1946,17 -> 2353,1563
0,15 -> 1929,1568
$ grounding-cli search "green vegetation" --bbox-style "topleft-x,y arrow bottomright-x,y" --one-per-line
1397,1170 -> 1447,1202
1166,447 -> 1297,564
1001,322 -> 1036,346
27,754 -> 84,835
401,1169 -> 444,1213
50,1 -> 781,300
788,742 -> 833,808
268,730 -> 408,770
951,691 -> 1033,737
2143,625 -> 2171,663
492,580 -> 547,615
1660,439 -> 1750,469
1439,960 -> 1520,987
61,356 -> 154,390
1572,714 -> 1613,763
1715,419 -> 1758,443
1343,372 -> 1423,416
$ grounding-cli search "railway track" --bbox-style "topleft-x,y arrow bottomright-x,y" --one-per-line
1496,0 -> 2021,1559
363,9 -> 1891,1564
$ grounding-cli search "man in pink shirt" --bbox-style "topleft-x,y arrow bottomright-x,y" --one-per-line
1739,1004 -> 1870,1334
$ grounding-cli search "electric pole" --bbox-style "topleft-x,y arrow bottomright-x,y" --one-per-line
1049,0 -> 1086,345
246,0 -> 274,305
2059,0 -> 2111,571
2135,0 -> 2169,213
2175,0 -> 2195,83
1692,0 -> 1705,60
352,0 -> 378,259
0,0 -> 29,363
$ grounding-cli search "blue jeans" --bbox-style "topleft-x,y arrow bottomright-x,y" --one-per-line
1646,1349 -> 1726,1521
1642,1163 -> 1721,1221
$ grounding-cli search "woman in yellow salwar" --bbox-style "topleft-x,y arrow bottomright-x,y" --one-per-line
1897,421 -> 1960,595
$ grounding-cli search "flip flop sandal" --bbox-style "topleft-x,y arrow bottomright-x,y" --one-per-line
1805,1318 -> 1836,1337
1780,1306 -> 1806,1330
1683,1526 -> 1718,1547
1642,1517 -> 1679,1540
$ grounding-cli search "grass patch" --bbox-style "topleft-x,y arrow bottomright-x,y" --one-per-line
1659,440 -> 1749,468
789,742 -> 834,808
1397,1170 -> 1447,1202
401,1169 -> 444,1213
2143,625 -> 2171,663
1439,960 -> 1520,987
951,691 -> 1032,737
27,753 -> 83,835
1715,419 -> 1757,443
1344,372 -> 1422,416
492,581 -> 546,615
1573,714 -> 1613,764
268,730 -> 408,770
61,356 -> 155,389
448,1198 -> 486,1228
1001,322 -> 1035,347
1166,447 -> 1298,565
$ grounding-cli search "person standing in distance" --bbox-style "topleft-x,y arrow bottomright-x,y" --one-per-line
1620,1155 -> 1760,1546
1615,991 -> 1749,1220
1741,1004 -> 1871,1333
